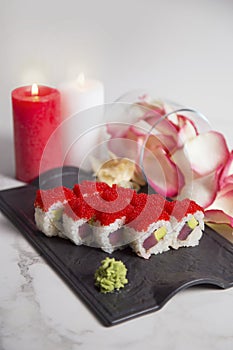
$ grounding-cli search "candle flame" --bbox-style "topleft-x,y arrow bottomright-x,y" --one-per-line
77,73 -> 85,87
31,83 -> 39,96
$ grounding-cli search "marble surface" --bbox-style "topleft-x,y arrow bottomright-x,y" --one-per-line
0,175 -> 233,350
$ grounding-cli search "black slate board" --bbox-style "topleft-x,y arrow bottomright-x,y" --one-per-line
0,167 -> 233,327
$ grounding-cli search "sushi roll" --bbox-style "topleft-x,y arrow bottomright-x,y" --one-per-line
62,181 -> 114,247
62,196 -> 95,246
90,186 -> 135,253
126,194 -> 172,259
34,186 -> 75,237
165,198 -> 205,249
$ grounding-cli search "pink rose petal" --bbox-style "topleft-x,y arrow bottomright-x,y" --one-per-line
142,114 -> 178,138
137,102 -> 179,138
106,123 -> 129,139
208,187 -> 233,216
220,150 -> 233,187
176,115 -> 198,147
137,101 -> 165,118
129,120 -> 151,136
133,119 -> 178,153
143,143 -> 184,197
216,182 -> 233,198
204,209 -> 233,227
206,181 -> 233,213
176,114 -> 198,134
107,122 -> 146,159
141,111 -> 199,151
220,174 -> 233,187
204,158 -> 233,227
155,134 -> 177,154
178,170 -> 219,208
183,131 -> 229,176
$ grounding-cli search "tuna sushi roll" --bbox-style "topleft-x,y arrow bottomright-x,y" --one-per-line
90,186 -> 135,253
126,194 -> 172,259
62,196 -> 95,246
165,198 -> 204,249
34,186 -> 75,237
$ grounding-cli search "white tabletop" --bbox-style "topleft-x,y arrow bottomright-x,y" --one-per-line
0,174 -> 233,350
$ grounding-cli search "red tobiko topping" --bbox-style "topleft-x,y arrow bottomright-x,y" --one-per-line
127,194 -> 168,231
164,200 -> 176,214
130,192 -> 148,207
73,181 -> 111,198
165,198 -> 204,221
83,185 -> 134,213
115,186 -> 135,204
96,204 -> 134,226
99,184 -> 135,203
34,186 -> 75,211
128,192 -> 148,222
99,184 -> 118,201
64,197 -> 95,220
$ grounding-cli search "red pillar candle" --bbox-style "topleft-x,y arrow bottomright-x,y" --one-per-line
12,84 -> 62,182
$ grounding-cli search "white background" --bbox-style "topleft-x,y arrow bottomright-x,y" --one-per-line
1,0 -> 233,176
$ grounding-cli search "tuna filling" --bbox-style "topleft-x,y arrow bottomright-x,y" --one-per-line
109,228 -> 124,246
178,216 -> 198,241
143,227 -> 167,251
79,222 -> 93,239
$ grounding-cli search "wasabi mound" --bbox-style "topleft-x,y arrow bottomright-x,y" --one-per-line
94,257 -> 128,293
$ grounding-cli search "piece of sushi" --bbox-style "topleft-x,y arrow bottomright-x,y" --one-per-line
126,193 -> 172,259
34,186 -> 75,237
72,181 -> 131,251
90,186 -> 135,253
165,198 -> 205,249
62,196 -> 96,246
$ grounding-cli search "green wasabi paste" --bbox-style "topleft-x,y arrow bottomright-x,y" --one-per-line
94,257 -> 128,293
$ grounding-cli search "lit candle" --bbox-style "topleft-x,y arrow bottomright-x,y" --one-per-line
59,74 -> 104,166
59,73 -> 104,119
11,84 -> 62,182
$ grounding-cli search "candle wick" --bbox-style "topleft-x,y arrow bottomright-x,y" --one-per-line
31,83 -> 39,96
77,73 -> 85,89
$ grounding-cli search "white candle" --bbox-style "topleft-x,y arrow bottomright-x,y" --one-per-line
59,74 -> 105,168
60,73 -> 104,119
